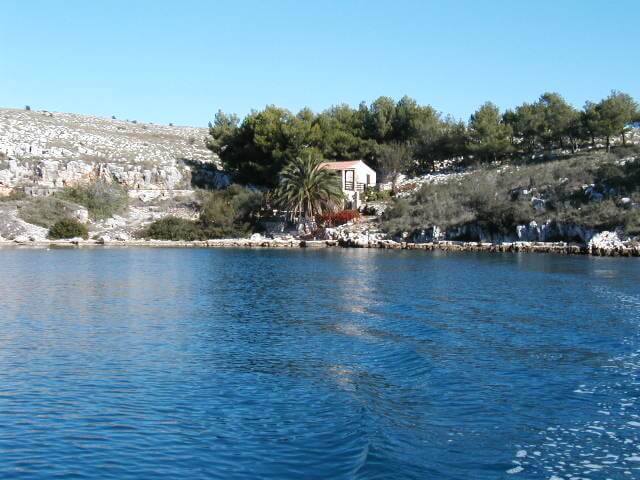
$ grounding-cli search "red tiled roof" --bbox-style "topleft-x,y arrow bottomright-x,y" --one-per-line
319,160 -> 363,170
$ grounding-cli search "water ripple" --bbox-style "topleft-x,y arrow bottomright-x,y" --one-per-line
0,248 -> 638,479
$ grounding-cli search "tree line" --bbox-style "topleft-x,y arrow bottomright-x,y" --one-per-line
208,91 -> 639,187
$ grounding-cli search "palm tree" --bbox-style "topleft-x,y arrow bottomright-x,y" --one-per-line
274,152 -> 344,224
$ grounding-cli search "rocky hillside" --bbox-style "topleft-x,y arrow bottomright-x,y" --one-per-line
0,108 -> 225,195
0,108 -> 234,242
380,146 -> 640,246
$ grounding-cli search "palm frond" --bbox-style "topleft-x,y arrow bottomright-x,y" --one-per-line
274,152 -> 344,222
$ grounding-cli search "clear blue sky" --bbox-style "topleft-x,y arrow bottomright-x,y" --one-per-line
1,0 -> 638,127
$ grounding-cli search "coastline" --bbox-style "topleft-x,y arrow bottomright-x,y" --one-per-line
1,237 -> 639,257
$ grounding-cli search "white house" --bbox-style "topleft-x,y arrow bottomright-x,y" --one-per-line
320,160 -> 376,209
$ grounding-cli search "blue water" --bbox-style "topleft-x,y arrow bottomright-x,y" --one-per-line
0,248 -> 639,479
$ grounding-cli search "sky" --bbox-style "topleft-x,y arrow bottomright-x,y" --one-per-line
1,0 -> 638,127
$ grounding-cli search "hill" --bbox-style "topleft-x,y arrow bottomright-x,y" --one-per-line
379,147 -> 640,247
0,107 -> 220,194
0,108 -> 229,241
1,107 -> 639,250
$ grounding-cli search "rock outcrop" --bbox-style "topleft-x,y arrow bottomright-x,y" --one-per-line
0,108 -> 227,194
324,219 -> 386,247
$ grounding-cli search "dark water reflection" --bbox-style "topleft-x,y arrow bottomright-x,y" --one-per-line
1,248 -> 639,479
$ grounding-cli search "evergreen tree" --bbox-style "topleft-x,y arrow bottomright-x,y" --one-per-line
596,91 -> 638,149
467,103 -> 512,162
581,101 -> 602,147
367,96 -> 396,142
376,142 -> 414,193
536,92 -> 577,150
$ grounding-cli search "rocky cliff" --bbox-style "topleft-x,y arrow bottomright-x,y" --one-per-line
0,108 -> 226,195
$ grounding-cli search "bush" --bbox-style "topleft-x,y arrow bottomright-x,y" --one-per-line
596,160 -> 640,194
554,199 -> 639,234
18,197 -> 82,228
363,188 -> 391,202
143,216 -> 205,241
317,210 -> 361,226
48,219 -> 88,240
197,185 -> 263,238
381,150 -> 640,240
58,181 -> 128,219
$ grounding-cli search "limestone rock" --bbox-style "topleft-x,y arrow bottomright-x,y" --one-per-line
73,207 -> 89,223
588,231 -> 624,250
0,107 -> 227,193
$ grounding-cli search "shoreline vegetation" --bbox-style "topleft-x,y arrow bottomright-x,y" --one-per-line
1,90 -> 640,256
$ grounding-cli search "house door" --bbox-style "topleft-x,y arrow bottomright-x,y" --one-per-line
345,170 -> 354,190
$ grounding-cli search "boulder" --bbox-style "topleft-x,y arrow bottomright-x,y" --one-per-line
588,231 -> 625,250
73,207 -> 90,223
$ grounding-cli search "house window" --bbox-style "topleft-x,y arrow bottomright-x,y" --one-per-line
344,170 -> 354,190
366,174 -> 371,185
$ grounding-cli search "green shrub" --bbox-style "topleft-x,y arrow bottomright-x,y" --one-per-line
381,151 -> 640,239
554,199 -> 639,233
196,185 -> 263,238
58,181 -> 128,220
48,219 -> 88,239
363,188 -> 391,202
18,197 -> 82,228
595,160 -> 640,194
141,187 -> 264,241
624,208 -> 640,236
143,216 -> 205,241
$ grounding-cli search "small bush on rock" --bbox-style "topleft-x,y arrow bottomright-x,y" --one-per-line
143,216 -> 205,241
18,197 -> 83,228
363,188 -> 390,202
197,185 -> 263,238
58,181 -> 128,220
48,219 -> 89,240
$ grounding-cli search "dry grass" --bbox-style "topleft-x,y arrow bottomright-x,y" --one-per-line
18,197 -> 82,228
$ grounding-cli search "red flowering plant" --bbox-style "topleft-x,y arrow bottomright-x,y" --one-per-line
316,210 -> 361,227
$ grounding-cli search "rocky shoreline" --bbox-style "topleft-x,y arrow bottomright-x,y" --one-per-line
1,237 -> 639,257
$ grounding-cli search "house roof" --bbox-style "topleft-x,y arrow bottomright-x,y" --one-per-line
320,160 -> 372,171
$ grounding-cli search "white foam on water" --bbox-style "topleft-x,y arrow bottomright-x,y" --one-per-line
504,282 -> 640,478
508,347 -> 640,478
